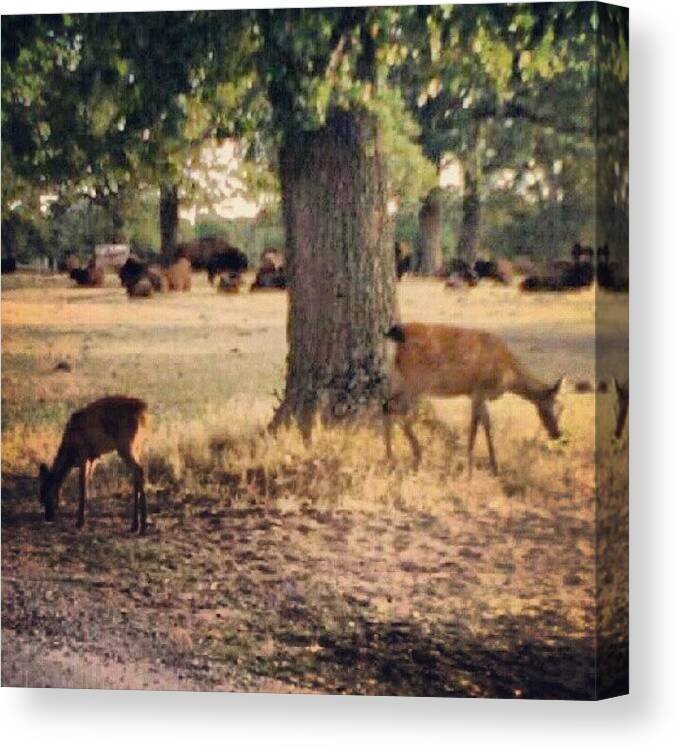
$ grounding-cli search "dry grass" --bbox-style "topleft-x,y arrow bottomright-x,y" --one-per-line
1,270 -> 628,697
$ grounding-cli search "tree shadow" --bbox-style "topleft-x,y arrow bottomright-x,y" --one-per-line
261,609 -> 606,700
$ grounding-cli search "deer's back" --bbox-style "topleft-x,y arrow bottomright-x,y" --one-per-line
394,324 -> 518,398
64,396 -> 149,460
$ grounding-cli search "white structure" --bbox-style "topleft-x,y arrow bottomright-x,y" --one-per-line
94,243 -> 130,270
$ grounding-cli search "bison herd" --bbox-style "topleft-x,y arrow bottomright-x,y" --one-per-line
426,243 -> 627,293
55,236 -> 289,298
6,236 -> 628,298
519,243 -> 628,293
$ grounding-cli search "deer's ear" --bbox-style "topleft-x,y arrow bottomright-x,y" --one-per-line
614,378 -> 626,398
549,377 -> 564,397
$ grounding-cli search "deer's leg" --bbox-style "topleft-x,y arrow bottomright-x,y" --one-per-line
85,461 -> 95,502
119,450 -> 143,533
76,462 -> 87,528
383,409 -> 394,463
468,396 -> 482,478
402,416 -> 422,471
137,462 -> 147,535
479,401 -> 498,475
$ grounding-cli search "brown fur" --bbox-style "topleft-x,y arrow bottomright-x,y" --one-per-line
38,396 -> 150,534
260,248 -> 285,272
162,257 -> 191,291
384,323 -> 563,475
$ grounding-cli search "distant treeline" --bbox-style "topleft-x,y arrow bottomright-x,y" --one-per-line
2,194 -> 284,267
4,183 -> 616,269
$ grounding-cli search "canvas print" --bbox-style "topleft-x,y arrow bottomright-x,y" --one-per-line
1,3 -> 628,699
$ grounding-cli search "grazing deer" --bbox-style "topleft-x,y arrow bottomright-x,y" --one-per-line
383,323 -> 563,475
614,379 -> 629,439
39,396 -> 150,534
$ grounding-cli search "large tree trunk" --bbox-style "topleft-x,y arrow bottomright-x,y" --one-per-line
417,188 -> 443,275
456,157 -> 481,264
159,183 -> 179,262
273,108 -> 396,438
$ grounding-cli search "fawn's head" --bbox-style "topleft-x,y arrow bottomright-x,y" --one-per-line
535,377 -> 564,440
38,463 -> 58,522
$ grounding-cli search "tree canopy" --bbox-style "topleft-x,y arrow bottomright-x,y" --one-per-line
2,4 -> 628,264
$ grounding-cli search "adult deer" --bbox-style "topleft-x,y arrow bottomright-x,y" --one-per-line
39,396 -> 150,534
383,323 -> 563,475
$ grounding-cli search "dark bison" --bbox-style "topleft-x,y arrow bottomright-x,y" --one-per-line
521,243 -> 595,292
597,245 -> 629,292
562,243 -> 595,288
251,267 -> 287,291
395,241 -> 412,280
1,256 -> 17,274
70,263 -> 104,287
250,247 -> 286,291
118,257 -> 147,289
217,271 -> 243,293
118,257 -> 166,296
207,248 -> 249,284
176,237 -> 235,270
443,259 -> 478,288
473,258 -> 513,285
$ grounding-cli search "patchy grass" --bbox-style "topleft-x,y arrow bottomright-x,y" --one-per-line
1,271 -> 627,697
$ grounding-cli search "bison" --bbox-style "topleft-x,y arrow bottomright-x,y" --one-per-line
176,236 -> 234,270
473,258 -> 513,285
443,259 -> 478,287
164,257 -> 191,291
597,245 -> 629,292
395,241 -> 412,280
119,257 -> 167,296
206,248 -> 249,284
70,263 -> 104,287
260,247 -> 285,273
217,271 -> 243,294
251,268 -> 287,291
520,243 -> 595,293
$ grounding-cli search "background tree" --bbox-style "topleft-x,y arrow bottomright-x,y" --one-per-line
396,3 -> 605,264
2,12 -> 259,262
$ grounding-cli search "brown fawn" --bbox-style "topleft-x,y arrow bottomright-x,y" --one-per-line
614,378 -> 629,439
39,396 -> 150,534
383,323 -> 563,475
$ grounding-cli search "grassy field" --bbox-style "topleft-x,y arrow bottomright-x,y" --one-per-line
1,271 -> 628,697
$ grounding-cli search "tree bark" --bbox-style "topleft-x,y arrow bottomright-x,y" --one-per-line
455,158 -> 480,264
273,108 -> 396,438
159,183 -> 179,262
417,188 -> 442,275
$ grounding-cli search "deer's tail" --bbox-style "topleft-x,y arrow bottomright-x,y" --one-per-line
385,324 -> 406,343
